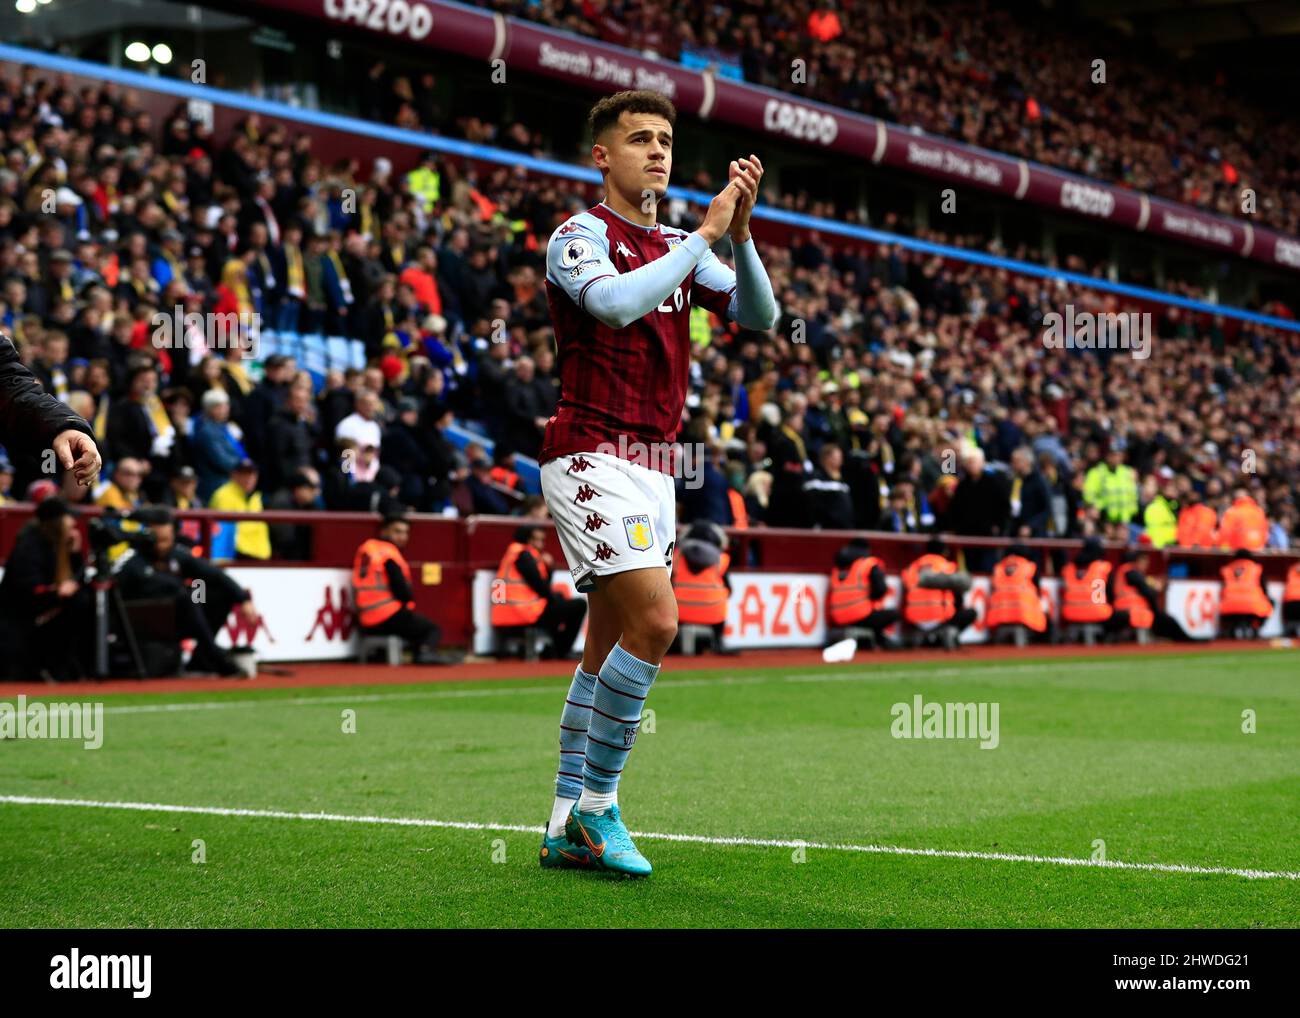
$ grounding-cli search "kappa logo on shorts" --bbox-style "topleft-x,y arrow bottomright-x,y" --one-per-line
573,483 -> 600,504
623,514 -> 654,551
583,512 -> 610,533
566,456 -> 594,474
594,542 -> 619,561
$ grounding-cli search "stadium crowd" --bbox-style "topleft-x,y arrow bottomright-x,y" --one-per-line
489,0 -> 1300,236
0,68 -> 1297,574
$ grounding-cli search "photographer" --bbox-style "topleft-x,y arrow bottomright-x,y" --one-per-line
0,497 -> 94,680
114,507 -> 257,677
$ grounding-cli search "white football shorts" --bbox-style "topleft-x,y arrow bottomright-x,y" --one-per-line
540,451 -> 676,593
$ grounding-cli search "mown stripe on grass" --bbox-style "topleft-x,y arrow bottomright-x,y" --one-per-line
76,660 -> 1148,716
2,794 -> 1295,881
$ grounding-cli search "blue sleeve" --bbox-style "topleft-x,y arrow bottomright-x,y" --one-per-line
546,214 -> 710,330
692,237 -> 778,331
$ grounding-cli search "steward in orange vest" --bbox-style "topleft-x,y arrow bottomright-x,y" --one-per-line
1060,538 -> 1113,625
1176,499 -> 1217,547
1112,556 -> 1154,631
901,537 -> 975,638
491,526 -> 586,659
1217,492 -> 1268,552
727,488 -> 749,530
986,546 -> 1047,634
826,537 -> 899,646
353,514 -> 455,664
1109,549 -> 1195,643
1218,550 -> 1273,639
671,522 -> 735,653
1282,561 -> 1300,636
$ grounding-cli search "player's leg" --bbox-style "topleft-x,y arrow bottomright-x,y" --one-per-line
565,564 -> 674,876
566,465 -> 679,875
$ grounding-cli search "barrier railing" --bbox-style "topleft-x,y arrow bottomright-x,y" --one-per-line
3,505 -> 1294,647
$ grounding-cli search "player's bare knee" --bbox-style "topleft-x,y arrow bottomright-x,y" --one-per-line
625,604 -> 677,654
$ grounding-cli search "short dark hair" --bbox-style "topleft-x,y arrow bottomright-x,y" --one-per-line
588,90 -> 677,143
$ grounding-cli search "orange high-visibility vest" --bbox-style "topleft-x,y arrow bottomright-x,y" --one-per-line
1218,498 -> 1268,552
489,466 -> 520,491
673,552 -> 730,625
491,542 -> 549,627
1112,563 -> 1154,630
352,538 -> 414,628
727,489 -> 749,530
1061,560 -> 1113,623
1219,559 -> 1271,619
827,555 -> 886,626
1284,563 -> 1300,605
986,555 -> 1046,633
1176,504 -> 1217,547
902,553 -> 956,625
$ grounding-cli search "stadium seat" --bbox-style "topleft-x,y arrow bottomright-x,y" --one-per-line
678,624 -> 716,656
357,634 -> 404,666
496,626 -> 547,662
903,623 -> 959,651
841,626 -> 879,650
1063,624 -> 1105,647
990,625 -> 1031,648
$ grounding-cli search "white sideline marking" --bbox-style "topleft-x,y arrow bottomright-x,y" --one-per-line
89,660 -> 1137,716
1,794 -> 1295,881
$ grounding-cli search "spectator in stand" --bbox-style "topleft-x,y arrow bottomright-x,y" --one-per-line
208,458 -> 271,561
1008,447 -> 1051,540
767,400 -> 812,527
193,388 -> 247,502
382,396 -> 436,509
267,469 -> 323,561
264,381 -> 319,496
943,447 -> 1010,573
468,454 -> 514,515
107,361 -> 172,479
95,457 -> 147,511
502,355 -> 551,458
804,442 -> 854,530
242,353 -> 296,463
334,388 -> 384,454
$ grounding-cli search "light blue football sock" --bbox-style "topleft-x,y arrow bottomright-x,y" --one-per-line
580,642 -> 659,800
554,664 -> 597,802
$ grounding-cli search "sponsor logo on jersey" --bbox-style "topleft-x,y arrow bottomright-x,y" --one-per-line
623,514 -> 653,551
615,240 -> 637,259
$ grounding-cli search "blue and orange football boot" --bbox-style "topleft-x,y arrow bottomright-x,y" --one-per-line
539,826 -> 597,869
565,803 -> 652,877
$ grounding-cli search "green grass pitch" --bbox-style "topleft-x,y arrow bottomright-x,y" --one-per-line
1,649 -> 1297,927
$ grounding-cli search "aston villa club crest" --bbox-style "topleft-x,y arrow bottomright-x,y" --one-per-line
623,514 -> 653,551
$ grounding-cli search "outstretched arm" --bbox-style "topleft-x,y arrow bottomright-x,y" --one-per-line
0,330 -> 100,486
